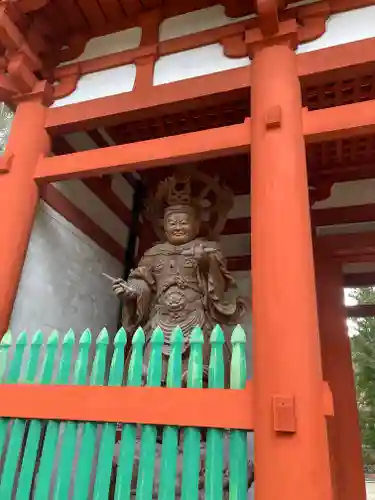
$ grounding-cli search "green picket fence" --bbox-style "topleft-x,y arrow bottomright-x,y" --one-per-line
0,325 -> 250,499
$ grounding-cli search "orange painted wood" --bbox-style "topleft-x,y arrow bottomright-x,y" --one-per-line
304,99 -> 375,143
316,251 -> 366,500
298,37 -> 375,84
250,32 -> 332,500
35,122 -> 250,182
46,67 -> 250,134
0,90 -> 50,337
0,383 -> 254,430
46,36 -> 375,135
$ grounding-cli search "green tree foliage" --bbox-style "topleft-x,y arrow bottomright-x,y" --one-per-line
0,102 -> 13,153
351,287 -> 375,469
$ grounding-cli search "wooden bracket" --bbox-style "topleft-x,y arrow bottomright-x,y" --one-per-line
273,395 -> 296,433
0,152 -> 13,174
53,63 -> 81,100
7,52 -> 37,93
222,33 -> 247,58
245,19 -> 299,55
14,79 -> 54,106
265,105 -> 282,129
255,0 -> 280,37
297,2 -> 330,44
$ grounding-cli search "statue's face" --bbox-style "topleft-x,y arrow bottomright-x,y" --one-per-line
164,210 -> 197,245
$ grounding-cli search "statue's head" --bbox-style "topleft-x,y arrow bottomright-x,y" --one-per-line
145,170 -> 234,243
163,204 -> 199,245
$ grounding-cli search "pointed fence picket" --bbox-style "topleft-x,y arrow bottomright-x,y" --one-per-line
93,327 -> 127,499
181,326 -> 204,500
73,328 -> 109,500
114,327 -> 144,500
34,329 -> 76,500
0,325 -> 250,500
16,330 -> 59,500
158,327 -> 183,500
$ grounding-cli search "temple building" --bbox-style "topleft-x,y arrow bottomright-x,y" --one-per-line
0,0 -> 374,498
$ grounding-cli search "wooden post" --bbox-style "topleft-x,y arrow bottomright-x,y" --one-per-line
248,22 -> 332,500
315,248 -> 366,500
0,82 -> 52,336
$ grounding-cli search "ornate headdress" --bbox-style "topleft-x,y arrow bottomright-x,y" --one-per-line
144,168 -> 234,241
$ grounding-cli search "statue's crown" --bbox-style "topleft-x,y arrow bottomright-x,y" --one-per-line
165,175 -> 191,207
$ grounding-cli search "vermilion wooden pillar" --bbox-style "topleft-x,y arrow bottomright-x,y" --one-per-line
315,249 -> 366,500
249,23 -> 332,500
0,82 -> 52,336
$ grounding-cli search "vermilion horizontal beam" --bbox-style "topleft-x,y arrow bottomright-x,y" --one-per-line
0,383 -> 253,430
46,67 -> 250,135
35,122 -> 251,182
45,37 -> 375,135
304,99 -> 375,143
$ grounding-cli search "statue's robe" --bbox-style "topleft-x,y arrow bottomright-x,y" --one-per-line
121,238 -> 246,384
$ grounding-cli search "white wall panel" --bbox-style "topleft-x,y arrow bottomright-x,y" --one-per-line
220,233 -> 250,257
228,195 -> 250,219
61,27 -> 142,65
10,202 -> 122,338
111,174 -> 134,210
159,5 -> 253,41
153,44 -> 250,85
314,179 -> 375,209
297,6 -> 375,54
53,64 -> 136,107
317,221 -> 375,236
344,262 -> 375,274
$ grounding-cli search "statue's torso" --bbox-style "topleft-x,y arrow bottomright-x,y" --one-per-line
143,240 -> 213,348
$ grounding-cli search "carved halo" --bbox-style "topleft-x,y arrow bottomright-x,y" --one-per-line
144,167 -> 234,241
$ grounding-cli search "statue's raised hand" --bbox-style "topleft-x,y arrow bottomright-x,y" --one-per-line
112,278 -> 138,299
182,244 -> 216,267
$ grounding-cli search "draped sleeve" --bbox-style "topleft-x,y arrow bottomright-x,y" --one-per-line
198,242 -> 247,323
121,255 -> 155,331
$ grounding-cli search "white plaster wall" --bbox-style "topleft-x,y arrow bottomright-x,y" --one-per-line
317,221 -> 375,236
10,202 -> 122,339
159,5 -> 254,41
366,480 -> 375,500
313,179 -> 375,209
61,27 -> 142,65
153,44 -> 250,85
297,5 -> 375,54
53,64 -> 136,107
229,194 -> 250,219
54,180 -> 129,247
